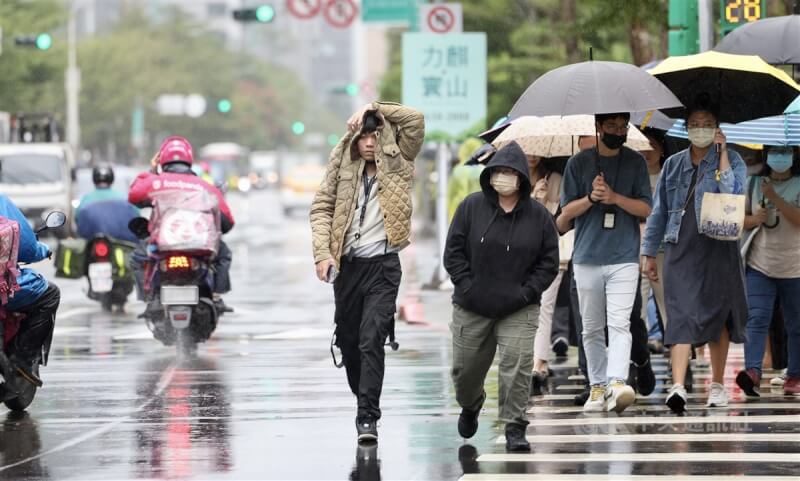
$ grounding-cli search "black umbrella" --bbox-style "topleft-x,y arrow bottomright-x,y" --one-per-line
715,13 -> 800,65
509,60 -> 683,118
649,51 -> 800,123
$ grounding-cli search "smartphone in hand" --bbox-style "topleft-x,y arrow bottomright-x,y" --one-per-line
326,265 -> 338,284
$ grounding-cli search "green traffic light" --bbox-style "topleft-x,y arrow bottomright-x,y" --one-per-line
36,33 -> 52,50
217,99 -> 232,113
292,121 -> 306,135
328,134 -> 340,146
345,84 -> 359,97
255,5 -> 275,22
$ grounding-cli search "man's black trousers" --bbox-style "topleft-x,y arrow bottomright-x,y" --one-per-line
333,253 -> 401,421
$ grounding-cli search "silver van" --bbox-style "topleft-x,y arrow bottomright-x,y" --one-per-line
0,143 -> 75,235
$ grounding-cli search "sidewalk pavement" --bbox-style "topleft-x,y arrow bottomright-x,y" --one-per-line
397,234 -> 453,332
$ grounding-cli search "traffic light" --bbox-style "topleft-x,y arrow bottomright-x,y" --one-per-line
328,134 -> 340,146
233,5 -> 275,23
292,121 -> 306,135
217,98 -> 232,114
14,33 -> 53,50
668,0 -> 699,56
345,83 -> 359,96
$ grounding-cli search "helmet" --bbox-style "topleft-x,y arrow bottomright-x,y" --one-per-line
158,136 -> 194,167
92,164 -> 114,186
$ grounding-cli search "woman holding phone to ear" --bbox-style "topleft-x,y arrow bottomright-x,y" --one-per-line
642,96 -> 748,413
737,145 -> 800,398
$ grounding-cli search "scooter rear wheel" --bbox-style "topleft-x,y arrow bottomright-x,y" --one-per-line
4,383 -> 37,412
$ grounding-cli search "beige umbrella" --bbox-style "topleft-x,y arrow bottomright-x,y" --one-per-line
492,115 -> 652,157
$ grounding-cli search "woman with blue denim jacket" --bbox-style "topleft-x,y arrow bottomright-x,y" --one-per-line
642,101 -> 748,414
736,146 -> 800,398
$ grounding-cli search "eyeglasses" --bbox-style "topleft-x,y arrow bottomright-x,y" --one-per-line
602,123 -> 629,134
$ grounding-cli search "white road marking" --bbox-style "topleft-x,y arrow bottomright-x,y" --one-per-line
476,452 -> 797,463
495,433 -> 800,444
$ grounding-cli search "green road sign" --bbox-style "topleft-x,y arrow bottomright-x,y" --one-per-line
362,0 -> 417,23
402,33 -> 487,138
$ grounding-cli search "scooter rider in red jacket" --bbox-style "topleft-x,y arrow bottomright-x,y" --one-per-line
128,136 -> 235,311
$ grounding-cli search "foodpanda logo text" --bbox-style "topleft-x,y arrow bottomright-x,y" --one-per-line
152,179 -> 205,191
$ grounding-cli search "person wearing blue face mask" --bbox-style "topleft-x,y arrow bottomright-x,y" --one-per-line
738,145 -> 800,398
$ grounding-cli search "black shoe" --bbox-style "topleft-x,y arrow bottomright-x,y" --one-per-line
530,371 -> 547,397
356,417 -> 378,443
458,408 -> 479,439
573,385 -> 590,406
505,423 -> 530,452
635,359 -> 656,396
551,337 -> 569,358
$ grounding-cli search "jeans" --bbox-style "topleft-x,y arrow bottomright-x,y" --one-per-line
574,263 -> 639,386
744,267 -> 800,378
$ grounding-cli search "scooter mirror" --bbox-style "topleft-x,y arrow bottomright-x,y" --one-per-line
128,217 -> 150,239
44,211 -> 67,229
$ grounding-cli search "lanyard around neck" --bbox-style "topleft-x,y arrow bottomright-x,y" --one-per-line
356,170 -> 377,238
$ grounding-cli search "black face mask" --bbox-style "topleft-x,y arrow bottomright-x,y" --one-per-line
601,132 -> 627,150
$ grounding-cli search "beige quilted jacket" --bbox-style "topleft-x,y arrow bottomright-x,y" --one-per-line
310,102 -> 425,266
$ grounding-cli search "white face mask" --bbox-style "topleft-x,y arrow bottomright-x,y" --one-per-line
490,172 -> 520,196
687,127 -> 716,148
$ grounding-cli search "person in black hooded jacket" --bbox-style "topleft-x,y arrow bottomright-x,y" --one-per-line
444,140 -> 559,452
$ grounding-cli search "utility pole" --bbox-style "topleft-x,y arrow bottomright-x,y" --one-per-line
698,0 -> 714,52
66,1 -> 82,157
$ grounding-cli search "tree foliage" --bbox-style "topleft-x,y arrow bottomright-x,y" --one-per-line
0,5 -> 338,161
379,0 -> 670,133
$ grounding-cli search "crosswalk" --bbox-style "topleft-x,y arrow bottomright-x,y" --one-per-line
459,348 -> 800,480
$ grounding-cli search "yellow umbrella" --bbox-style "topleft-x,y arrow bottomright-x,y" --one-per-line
648,51 -> 800,123
492,115 -> 652,158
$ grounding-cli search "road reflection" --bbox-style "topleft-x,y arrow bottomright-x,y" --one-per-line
133,357 -> 232,479
0,411 -> 49,480
349,444 -> 381,481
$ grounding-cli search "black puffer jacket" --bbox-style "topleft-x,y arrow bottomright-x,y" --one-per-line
444,141 -> 559,319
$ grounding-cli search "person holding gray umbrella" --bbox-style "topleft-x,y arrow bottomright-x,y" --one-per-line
559,112 -> 653,413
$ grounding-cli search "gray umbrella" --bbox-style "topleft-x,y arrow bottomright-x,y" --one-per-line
509,60 -> 683,118
715,14 -> 800,65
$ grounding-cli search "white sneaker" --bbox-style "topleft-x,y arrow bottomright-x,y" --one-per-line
583,384 -> 607,412
604,380 -> 636,413
707,382 -> 729,407
771,370 -> 788,387
666,384 -> 688,413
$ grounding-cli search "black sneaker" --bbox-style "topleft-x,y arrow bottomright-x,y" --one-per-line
356,417 -> 378,443
530,371 -> 547,397
505,423 -> 530,452
458,408 -> 479,439
551,337 -> 569,358
635,359 -> 656,396
573,385 -> 590,406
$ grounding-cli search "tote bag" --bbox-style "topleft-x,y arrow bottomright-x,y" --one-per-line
699,192 -> 746,241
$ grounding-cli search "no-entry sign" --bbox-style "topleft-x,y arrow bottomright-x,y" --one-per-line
324,0 -> 359,28
420,3 -> 462,34
287,0 -> 322,19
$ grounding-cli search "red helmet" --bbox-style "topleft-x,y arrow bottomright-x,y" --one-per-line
158,136 -> 194,166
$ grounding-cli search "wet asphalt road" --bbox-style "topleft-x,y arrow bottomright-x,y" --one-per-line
2,190 -> 799,480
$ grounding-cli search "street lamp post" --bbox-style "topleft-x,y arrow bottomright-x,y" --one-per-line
65,0 -> 85,158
